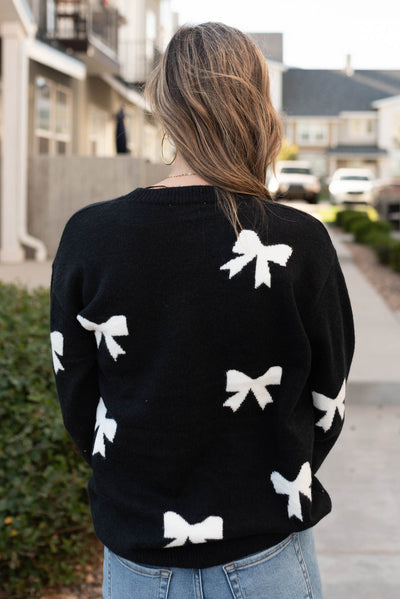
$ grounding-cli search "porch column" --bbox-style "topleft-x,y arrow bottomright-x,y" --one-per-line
0,22 -> 27,262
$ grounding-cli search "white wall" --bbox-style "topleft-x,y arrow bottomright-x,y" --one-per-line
375,100 -> 400,177
268,63 -> 283,112
338,112 -> 378,146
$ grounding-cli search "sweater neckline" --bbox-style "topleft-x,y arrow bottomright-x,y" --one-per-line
134,185 -> 218,205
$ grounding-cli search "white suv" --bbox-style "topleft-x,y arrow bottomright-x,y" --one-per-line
329,168 -> 375,205
267,161 -> 321,204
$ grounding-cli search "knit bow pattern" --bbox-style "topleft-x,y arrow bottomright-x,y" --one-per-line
312,379 -> 346,432
220,230 -> 293,288
224,367 -> 283,412
50,331 -> 64,374
270,462 -> 312,521
76,314 -> 128,361
163,511 -> 224,548
93,397 -> 117,458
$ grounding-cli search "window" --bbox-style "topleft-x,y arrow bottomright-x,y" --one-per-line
297,121 -> 328,145
280,167 -> 311,175
89,106 -> 109,156
35,77 -> 72,155
349,117 -> 375,139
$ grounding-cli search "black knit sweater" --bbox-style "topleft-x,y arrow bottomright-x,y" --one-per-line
50,185 -> 355,568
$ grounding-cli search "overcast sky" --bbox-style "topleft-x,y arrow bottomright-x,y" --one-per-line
170,0 -> 400,70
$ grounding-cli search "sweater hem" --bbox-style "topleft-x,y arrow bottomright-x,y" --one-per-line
101,529 -> 309,569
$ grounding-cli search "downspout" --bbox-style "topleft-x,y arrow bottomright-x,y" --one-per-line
18,35 -> 48,262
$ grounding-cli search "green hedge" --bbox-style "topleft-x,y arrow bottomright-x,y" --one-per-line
390,242 -> 400,272
0,282 -> 95,597
335,209 -> 370,231
351,219 -> 391,244
335,210 -> 400,272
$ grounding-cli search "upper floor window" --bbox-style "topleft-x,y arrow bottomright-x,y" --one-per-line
35,77 -> 72,155
297,121 -> 328,145
349,117 -> 375,139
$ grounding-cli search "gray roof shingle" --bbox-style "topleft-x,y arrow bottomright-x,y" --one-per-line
282,69 -> 400,116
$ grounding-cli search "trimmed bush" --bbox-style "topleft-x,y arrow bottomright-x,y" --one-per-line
389,242 -> 400,272
0,282 -> 95,598
365,234 -> 397,265
335,210 -> 370,232
352,219 -> 391,244
334,209 -> 400,274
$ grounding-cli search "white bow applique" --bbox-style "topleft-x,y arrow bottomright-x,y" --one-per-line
312,379 -> 346,433
50,331 -> 64,374
92,397 -> 117,458
76,314 -> 128,361
270,462 -> 312,521
220,230 -> 293,288
163,511 -> 223,548
224,367 -> 282,412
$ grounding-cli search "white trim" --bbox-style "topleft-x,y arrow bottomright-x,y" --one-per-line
27,39 -> 86,80
372,95 -> 400,108
282,114 -> 339,120
12,0 -> 36,36
339,111 -> 378,118
88,32 -> 119,63
101,73 -> 148,111
265,59 -> 287,72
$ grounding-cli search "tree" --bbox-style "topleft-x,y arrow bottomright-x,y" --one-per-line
278,139 -> 298,161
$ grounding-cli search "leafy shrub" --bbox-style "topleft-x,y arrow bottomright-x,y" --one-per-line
365,234 -> 397,265
335,209 -> 369,232
389,242 -> 400,272
0,282 -> 95,598
352,219 -> 391,244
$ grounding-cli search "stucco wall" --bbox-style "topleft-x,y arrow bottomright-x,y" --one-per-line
27,155 -> 170,258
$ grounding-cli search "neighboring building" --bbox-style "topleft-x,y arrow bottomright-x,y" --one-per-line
281,65 -> 400,177
372,94 -> 400,178
0,0 -> 176,263
248,33 -> 286,112
250,36 -> 400,179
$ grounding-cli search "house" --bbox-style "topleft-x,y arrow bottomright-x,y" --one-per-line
281,64 -> 400,178
249,34 -> 400,179
0,0 -> 176,263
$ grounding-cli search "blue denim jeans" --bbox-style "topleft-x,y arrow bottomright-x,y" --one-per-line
102,528 -> 323,598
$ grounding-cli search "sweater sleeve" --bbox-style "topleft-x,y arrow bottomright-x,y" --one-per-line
50,233 -> 99,466
306,251 -> 355,473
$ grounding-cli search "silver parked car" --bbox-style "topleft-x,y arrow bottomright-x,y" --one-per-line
267,161 -> 320,203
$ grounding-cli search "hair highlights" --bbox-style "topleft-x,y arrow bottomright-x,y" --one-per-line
145,22 -> 283,233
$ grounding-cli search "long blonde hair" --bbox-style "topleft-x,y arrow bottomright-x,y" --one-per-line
145,22 -> 283,233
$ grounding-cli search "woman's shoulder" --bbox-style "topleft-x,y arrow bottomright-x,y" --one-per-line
53,189 -> 145,264
65,189 -> 142,227
255,200 -> 337,273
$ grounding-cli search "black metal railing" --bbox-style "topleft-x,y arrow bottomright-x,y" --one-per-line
29,0 -> 119,56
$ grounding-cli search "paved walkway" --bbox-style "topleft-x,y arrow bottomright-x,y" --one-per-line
1,225 -> 400,598
315,227 -> 400,599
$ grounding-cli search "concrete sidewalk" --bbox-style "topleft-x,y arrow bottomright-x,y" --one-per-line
1,226 -> 400,598
315,227 -> 400,599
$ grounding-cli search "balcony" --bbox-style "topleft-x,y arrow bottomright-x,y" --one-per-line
28,0 -> 122,74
